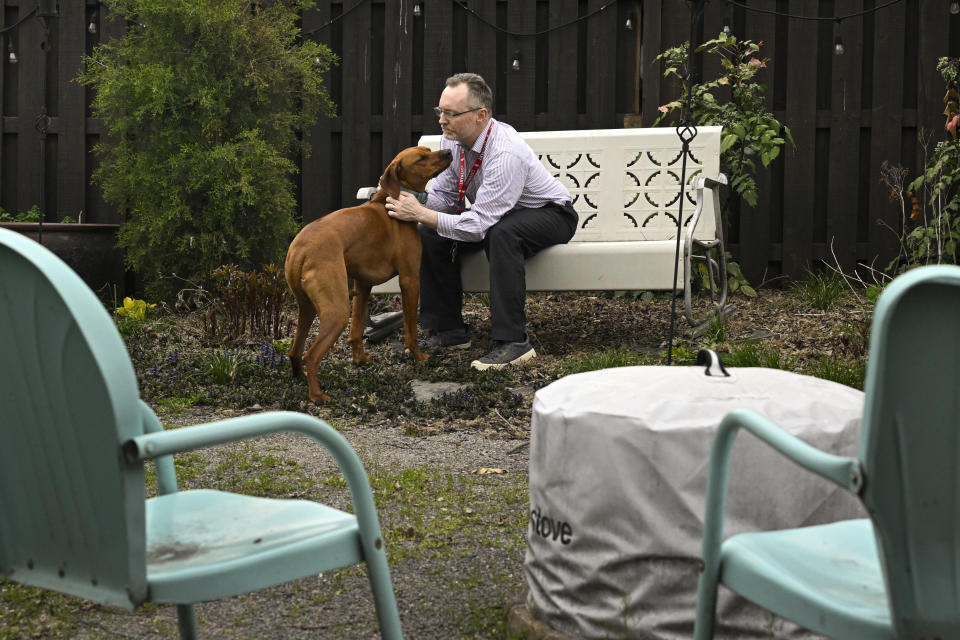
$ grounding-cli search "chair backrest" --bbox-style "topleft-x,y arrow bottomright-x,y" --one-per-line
859,264 -> 960,636
418,126 -> 723,243
0,228 -> 147,609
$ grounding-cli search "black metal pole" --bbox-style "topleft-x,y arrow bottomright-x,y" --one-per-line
666,0 -> 707,365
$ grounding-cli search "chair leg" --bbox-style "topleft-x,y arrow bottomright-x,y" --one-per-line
366,551 -> 404,640
176,603 -> 199,640
693,563 -> 719,640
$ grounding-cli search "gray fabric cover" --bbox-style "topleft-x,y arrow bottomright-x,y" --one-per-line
525,366 -> 866,639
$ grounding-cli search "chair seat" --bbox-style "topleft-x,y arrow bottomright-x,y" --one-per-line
721,519 -> 894,640
146,489 -> 362,603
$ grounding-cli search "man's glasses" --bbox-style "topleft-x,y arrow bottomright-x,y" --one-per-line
433,106 -> 483,119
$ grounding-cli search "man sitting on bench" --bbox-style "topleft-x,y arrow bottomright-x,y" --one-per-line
385,72 -> 578,370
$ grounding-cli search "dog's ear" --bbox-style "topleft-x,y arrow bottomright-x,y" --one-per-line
378,160 -> 404,198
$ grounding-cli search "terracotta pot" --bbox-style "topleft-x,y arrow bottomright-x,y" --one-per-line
0,222 -> 127,295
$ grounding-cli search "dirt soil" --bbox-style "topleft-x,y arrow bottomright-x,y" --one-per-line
0,289 -> 870,640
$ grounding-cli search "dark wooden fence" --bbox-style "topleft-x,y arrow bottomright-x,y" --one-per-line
0,0 -> 956,282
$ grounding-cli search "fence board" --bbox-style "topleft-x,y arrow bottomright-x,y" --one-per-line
916,1 -> 949,168
340,0 -> 373,203
781,0 -> 818,277
56,0 -> 85,223
16,12 -> 43,216
583,0 -> 616,129
505,0 -> 535,132
381,0 -> 413,164
640,0 -> 663,122
302,3 -> 333,223
825,0 -> 864,271
0,6 -> 9,210
616,0 -> 641,118
465,0 -> 496,115
420,0 -> 453,137
867,1 -> 906,269
547,0 -> 578,131
738,4 -> 778,283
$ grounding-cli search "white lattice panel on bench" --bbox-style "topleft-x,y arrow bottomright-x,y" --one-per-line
515,127 -> 721,243
371,126 -> 723,292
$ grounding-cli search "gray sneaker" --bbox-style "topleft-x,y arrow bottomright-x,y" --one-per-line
422,328 -> 471,350
470,337 -> 536,370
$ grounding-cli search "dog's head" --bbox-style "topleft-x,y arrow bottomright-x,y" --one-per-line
378,146 -> 453,198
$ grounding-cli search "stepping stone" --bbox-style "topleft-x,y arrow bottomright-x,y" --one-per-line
410,380 -> 466,403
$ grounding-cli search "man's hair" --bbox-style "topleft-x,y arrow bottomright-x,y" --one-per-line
446,73 -> 493,113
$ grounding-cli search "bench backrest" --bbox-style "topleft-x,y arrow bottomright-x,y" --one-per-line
418,126 -> 722,243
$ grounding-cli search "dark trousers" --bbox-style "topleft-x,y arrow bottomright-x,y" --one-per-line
418,202 -> 578,343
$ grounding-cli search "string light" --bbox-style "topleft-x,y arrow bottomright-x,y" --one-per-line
951,0 -> 960,14
625,16 -> 633,30
88,9 -> 98,35
304,0 -> 618,37
7,41 -> 17,64
413,3 -> 421,18
722,17 -> 732,35
720,0 -> 909,57
511,51 -> 520,72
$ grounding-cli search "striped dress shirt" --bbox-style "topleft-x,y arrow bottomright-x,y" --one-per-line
426,118 -> 572,243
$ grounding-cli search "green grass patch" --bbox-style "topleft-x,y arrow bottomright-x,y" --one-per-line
0,580 -> 81,640
804,354 -> 866,390
212,448 -> 317,498
723,342 -> 797,369
557,347 -> 655,377
156,393 -> 205,413
356,466 -> 528,565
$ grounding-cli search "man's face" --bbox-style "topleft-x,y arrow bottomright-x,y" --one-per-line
437,83 -> 487,146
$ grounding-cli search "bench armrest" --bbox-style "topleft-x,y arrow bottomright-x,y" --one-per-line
357,186 -> 377,201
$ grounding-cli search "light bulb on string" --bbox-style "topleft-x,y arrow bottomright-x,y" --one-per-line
951,1 -> 960,15
7,42 -> 17,64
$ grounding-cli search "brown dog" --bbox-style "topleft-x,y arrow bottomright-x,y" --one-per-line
285,146 -> 453,403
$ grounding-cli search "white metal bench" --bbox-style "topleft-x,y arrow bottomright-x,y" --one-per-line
366,127 -> 727,323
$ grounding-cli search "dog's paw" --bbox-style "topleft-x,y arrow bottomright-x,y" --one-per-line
310,392 -> 331,405
408,349 -> 429,362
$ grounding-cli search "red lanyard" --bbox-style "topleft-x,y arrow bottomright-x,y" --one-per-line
456,123 -> 493,214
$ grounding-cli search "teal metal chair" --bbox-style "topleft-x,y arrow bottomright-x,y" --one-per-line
694,264 -> 960,640
0,228 -> 403,640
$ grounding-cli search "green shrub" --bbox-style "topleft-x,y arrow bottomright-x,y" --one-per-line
655,33 -> 794,210
0,205 -> 40,222
79,0 -> 337,299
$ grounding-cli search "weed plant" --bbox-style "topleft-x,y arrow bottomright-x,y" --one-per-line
557,347 -> 655,377
792,270 -> 846,310
723,342 -> 796,370
804,354 -> 866,390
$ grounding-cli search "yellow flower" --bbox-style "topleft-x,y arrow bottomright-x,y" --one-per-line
115,297 -> 156,321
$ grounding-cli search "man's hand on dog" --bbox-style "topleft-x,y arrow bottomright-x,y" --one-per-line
386,193 -> 439,230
